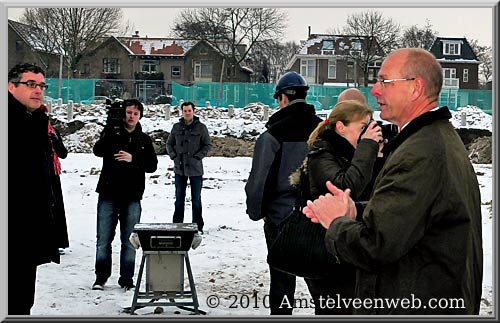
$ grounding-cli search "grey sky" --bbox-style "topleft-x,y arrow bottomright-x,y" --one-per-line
7,7 -> 493,47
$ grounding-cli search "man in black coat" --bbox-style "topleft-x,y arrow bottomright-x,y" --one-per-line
8,63 -> 60,315
245,71 -> 322,314
92,99 -> 158,291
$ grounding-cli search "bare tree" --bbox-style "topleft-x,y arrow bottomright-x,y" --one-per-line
21,8 -> 126,77
469,39 -> 493,85
340,11 -> 400,86
400,19 -> 437,49
173,8 -> 287,81
248,40 -> 299,83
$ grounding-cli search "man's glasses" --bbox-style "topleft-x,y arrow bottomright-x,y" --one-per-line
376,78 -> 415,88
12,80 -> 49,90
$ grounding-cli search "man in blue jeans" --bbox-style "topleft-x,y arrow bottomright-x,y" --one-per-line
92,99 -> 158,290
167,102 -> 212,233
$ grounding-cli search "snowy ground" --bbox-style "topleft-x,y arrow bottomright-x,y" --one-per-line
25,103 -> 493,317
29,155 -> 493,317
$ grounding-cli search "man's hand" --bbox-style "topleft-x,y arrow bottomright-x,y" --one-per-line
114,150 -> 132,162
303,181 -> 354,229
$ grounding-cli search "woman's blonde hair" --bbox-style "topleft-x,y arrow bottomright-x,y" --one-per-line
308,100 -> 374,146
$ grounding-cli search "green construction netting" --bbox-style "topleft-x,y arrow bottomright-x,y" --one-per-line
44,79 -> 492,115
45,78 -> 97,104
172,81 -> 492,113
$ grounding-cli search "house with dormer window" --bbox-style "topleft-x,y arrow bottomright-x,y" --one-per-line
428,37 -> 480,90
76,33 -> 252,102
285,29 -> 384,87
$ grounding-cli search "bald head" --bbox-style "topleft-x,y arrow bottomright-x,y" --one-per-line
338,88 -> 366,104
390,48 -> 443,102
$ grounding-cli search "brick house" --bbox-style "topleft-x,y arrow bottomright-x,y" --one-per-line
77,33 -> 252,102
428,37 -> 480,90
8,19 -> 62,77
285,31 -> 384,87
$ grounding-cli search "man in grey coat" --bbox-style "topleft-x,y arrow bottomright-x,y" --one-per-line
303,48 -> 483,314
167,101 -> 212,233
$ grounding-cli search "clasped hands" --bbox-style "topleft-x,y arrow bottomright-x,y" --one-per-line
303,181 -> 357,229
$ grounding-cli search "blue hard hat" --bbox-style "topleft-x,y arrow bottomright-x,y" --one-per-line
274,71 -> 309,99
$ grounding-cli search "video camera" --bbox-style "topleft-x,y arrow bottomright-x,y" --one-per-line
105,99 -> 124,130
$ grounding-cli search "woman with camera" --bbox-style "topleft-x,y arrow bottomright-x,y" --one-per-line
289,99 -> 383,314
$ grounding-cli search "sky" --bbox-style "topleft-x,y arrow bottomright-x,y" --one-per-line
25,102 -> 493,316
6,6 -> 494,47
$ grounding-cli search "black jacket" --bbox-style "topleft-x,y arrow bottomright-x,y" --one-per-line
93,123 -> 158,200
291,128 -> 380,201
166,116 -> 212,177
8,92 -> 60,266
245,100 -> 322,226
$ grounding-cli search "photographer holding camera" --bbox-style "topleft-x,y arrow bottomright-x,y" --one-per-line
289,99 -> 382,314
92,99 -> 158,291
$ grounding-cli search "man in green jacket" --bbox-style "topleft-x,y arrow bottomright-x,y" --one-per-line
303,48 -> 483,315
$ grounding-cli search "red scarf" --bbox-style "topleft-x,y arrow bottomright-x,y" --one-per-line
41,105 -> 62,175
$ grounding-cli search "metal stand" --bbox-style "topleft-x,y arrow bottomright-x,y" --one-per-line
129,251 -> 200,315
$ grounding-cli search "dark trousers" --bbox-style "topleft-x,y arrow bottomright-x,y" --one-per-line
304,276 -> 355,315
264,220 -> 298,315
8,261 -> 37,315
173,175 -> 204,232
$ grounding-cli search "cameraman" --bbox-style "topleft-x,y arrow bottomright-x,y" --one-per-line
92,99 -> 158,291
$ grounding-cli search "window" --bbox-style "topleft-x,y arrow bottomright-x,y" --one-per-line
141,60 -> 158,73
171,66 -> 181,78
463,68 -> 469,82
368,61 -> 382,80
443,68 -> 456,79
103,58 -> 121,74
15,40 -> 23,52
321,40 -> 335,55
443,68 -> 458,87
350,41 -> 362,56
328,59 -> 336,79
81,63 -> 90,75
194,60 -> 212,80
443,42 -> 461,55
351,41 -> 362,51
322,40 -> 334,50
300,59 -> 316,78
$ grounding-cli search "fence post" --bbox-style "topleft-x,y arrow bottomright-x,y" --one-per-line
205,100 -> 211,108
57,98 -> 62,107
67,100 -> 74,121
228,105 -> 234,118
461,111 -> 466,127
46,100 -> 52,113
263,105 -> 269,122
165,104 -> 171,120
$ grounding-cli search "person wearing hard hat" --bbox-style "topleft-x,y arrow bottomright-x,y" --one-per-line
245,71 -> 322,315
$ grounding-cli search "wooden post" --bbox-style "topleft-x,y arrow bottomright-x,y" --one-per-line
67,100 -> 74,121
165,104 -> 171,120
228,104 -> 234,118
46,100 -> 52,113
263,105 -> 269,121
461,111 -> 466,127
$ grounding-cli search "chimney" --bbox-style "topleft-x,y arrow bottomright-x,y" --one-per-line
308,26 -> 311,38
132,30 -> 139,37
